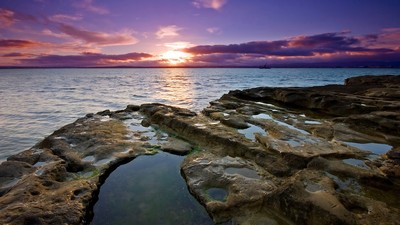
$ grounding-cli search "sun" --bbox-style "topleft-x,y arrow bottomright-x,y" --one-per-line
161,50 -> 191,65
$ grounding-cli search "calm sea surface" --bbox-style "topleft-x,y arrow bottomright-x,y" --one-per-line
1,68 -> 400,160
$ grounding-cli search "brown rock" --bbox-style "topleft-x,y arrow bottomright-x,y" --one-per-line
161,137 -> 193,155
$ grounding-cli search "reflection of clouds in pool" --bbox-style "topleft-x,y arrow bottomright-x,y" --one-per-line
207,188 -> 228,202
91,152 -> 213,225
344,142 -> 392,155
238,124 -> 267,141
225,167 -> 260,179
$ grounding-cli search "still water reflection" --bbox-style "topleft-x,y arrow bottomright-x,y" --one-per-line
91,152 -> 213,225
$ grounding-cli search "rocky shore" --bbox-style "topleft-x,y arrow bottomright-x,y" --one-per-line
0,75 -> 399,224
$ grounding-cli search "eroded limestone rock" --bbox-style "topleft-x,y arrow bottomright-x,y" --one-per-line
181,151 -> 277,223
0,110 -> 170,224
185,75 -> 400,225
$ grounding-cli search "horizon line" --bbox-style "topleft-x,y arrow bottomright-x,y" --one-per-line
1,65 -> 399,69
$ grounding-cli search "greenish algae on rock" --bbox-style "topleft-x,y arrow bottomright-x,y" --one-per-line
0,75 -> 399,225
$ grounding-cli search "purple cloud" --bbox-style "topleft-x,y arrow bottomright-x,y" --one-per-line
184,32 -> 396,58
184,40 -> 286,55
48,14 -> 83,23
361,28 -> 400,49
180,31 -> 400,67
0,8 -> 36,28
288,32 -> 359,50
190,53 -> 241,63
2,52 -> 36,57
58,24 -> 138,46
19,52 -> 153,67
0,39 -> 40,48
73,0 -> 109,15
0,8 -> 15,28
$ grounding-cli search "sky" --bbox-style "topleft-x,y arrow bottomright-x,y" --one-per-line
0,0 -> 400,67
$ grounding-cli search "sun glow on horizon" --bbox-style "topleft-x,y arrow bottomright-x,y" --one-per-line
161,50 -> 192,65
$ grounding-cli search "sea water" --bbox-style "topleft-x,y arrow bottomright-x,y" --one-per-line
1,68 -> 400,160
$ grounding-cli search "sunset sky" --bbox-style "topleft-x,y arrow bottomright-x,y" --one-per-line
1,0 -> 400,67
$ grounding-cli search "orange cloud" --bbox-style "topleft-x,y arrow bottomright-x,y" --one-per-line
164,42 -> 194,49
193,0 -> 228,10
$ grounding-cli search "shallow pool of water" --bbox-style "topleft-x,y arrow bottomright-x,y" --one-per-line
274,120 -> 310,135
342,158 -> 370,169
304,120 -> 322,125
206,188 -> 228,202
225,167 -> 260,179
90,152 -> 213,225
326,173 -> 362,193
253,113 -> 273,120
238,124 -> 267,141
344,142 -> 392,155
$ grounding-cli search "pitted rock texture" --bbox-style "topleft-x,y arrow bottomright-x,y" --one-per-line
141,100 -> 399,224
224,75 -> 400,144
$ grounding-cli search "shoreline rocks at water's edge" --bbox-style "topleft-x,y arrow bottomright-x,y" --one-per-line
0,75 -> 399,225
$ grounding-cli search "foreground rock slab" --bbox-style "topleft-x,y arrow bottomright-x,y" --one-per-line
0,75 -> 399,225
0,107 -> 190,224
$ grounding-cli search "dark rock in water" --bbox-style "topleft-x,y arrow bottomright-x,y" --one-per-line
125,104 -> 140,112
7,149 -> 41,165
96,109 -> 112,116
344,75 -> 400,86
0,75 -> 399,225
85,113 -> 94,118
220,116 -> 250,129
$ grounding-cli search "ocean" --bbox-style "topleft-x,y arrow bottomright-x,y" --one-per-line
1,68 -> 400,161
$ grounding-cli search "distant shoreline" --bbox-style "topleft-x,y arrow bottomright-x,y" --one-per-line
1,66 -> 399,69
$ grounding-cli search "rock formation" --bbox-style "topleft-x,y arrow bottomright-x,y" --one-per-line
0,75 -> 399,224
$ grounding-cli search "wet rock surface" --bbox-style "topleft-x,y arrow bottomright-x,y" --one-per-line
1,75 -> 399,225
0,106 -> 187,224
